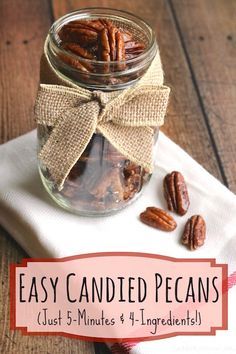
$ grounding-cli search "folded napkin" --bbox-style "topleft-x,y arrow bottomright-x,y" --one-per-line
0,130 -> 235,353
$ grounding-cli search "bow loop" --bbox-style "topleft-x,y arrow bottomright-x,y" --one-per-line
38,100 -> 100,190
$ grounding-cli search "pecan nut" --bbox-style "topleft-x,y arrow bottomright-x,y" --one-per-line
140,207 -> 177,231
99,28 -> 111,62
182,215 -> 206,250
58,52 -> 90,72
60,43 -> 95,72
62,43 -> 95,60
98,26 -> 126,71
72,19 -> 105,32
90,168 -> 124,200
163,171 -> 190,216
59,23 -> 99,45
108,26 -> 118,61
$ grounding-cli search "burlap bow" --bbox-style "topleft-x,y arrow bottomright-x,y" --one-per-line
35,41 -> 170,190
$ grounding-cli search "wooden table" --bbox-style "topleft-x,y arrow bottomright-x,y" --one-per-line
0,0 -> 235,353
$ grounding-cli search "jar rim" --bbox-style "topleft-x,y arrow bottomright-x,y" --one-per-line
49,7 -> 157,67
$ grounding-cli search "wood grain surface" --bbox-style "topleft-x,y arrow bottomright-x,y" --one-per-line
170,0 -> 236,191
0,0 -> 235,353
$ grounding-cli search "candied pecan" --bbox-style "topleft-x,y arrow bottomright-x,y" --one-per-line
99,28 -> 111,61
62,43 -> 95,59
123,162 -> 141,178
182,215 -> 206,251
59,26 -> 98,46
124,40 -> 145,60
107,26 -> 118,61
123,163 -> 143,199
125,40 -> 145,51
116,31 -> 125,61
116,31 -> 126,71
163,171 -> 190,216
98,26 -> 126,71
123,173 -> 142,200
69,19 -> 105,32
90,168 -> 124,200
58,52 -> 89,72
140,207 -> 177,231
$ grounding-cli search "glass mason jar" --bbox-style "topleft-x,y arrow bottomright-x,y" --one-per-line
37,8 -> 158,216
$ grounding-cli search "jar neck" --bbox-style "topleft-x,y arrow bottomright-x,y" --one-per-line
46,8 -> 158,91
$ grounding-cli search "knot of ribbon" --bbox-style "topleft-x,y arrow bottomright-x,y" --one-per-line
91,90 -> 110,123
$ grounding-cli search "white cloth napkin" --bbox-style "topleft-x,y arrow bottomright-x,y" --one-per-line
0,130 -> 235,353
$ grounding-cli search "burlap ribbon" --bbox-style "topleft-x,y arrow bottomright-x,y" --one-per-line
35,38 -> 170,190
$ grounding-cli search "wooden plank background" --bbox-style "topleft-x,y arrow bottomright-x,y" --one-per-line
0,0 -> 235,353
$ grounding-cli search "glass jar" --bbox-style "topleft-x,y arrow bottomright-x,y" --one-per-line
37,8 -> 158,216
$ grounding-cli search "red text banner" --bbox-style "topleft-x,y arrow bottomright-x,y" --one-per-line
10,253 -> 228,342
